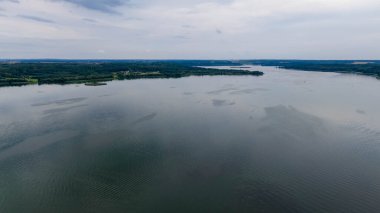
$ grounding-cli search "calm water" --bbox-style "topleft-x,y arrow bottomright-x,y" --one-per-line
1,66 -> 380,212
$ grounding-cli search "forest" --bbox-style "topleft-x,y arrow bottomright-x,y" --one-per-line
0,61 -> 263,87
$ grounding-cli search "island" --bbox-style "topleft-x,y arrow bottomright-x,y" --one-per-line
0,61 -> 263,87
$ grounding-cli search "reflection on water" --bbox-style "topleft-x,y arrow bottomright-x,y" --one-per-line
212,99 -> 235,107
1,66 -> 380,212
31,97 -> 87,107
43,104 -> 88,115
132,113 -> 157,125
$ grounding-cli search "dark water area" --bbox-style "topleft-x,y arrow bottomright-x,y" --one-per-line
1,66 -> 380,212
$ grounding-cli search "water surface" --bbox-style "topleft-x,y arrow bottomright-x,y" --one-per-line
1,66 -> 380,212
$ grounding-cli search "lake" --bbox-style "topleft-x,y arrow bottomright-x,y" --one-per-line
1,66 -> 380,212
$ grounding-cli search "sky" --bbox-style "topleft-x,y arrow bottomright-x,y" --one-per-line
0,0 -> 379,59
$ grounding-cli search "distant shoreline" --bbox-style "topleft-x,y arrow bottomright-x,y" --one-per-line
1,60 -> 379,88
0,62 -> 263,87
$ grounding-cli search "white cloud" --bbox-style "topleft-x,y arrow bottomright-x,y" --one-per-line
0,0 -> 379,59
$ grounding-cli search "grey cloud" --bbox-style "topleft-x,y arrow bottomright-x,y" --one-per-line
54,0 -> 129,13
18,15 -> 55,23
124,17 -> 143,21
182,24 -> 195,29
82,18 -> 97,23
0,7 -> 5,16
173,35 -> 189,40
0,0 -> 19,3
356,109 -> 366,115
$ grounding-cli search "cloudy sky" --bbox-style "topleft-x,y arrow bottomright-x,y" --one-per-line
0,0 -> 379,59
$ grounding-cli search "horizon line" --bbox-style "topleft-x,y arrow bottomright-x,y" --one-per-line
1,58 -> 380,61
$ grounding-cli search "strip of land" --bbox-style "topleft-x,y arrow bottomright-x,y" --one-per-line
0,62 -> 263,87
241,60 -> 380,79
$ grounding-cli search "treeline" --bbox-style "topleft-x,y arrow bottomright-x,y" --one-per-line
242,60 -> 380,78
166,60 -> 242,66
0,62 -> 263,87
281,64 -> 380,78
